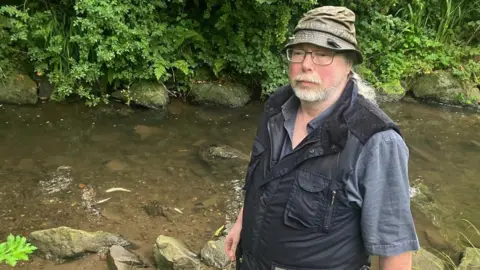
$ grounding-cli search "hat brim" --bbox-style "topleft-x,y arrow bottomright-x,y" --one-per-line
285,30 -> 363,65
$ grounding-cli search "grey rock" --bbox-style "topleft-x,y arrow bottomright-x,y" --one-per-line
111,81 -> 169,110
107,245 -> 149,270
152,235 -> 201,270
29,226 -> 132,262
200,237 -> 231,269
190,81 -> 250,108
198,144 -> 250,167
459,248 -> 480,270
410,70 -> 480,108
0,73 -> 38,105
412,248 -> 445,270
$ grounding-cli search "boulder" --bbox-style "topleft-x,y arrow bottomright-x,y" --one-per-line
412,248 -> 445,270
459,248 -> 480,270
200,237 -> 231,269
376,80 -> 406,102
410,70 -> 480,107
107,245 -> 150,270
190,81 -> 250,108
152,235 -> 201,270
111,81 -> 169,110
198,144 -> 250,167
29,226 -> 132,262
0,73 -> 38,105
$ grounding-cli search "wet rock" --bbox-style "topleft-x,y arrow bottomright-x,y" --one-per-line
410,70 -> 480,108
142,201 -> 181,222
152,235 -> 201,270
107,245 -> 150,270
459,248 -> 480,270
33,73 -> 55,101
190,81 -> 250,108
198,144 -> 249,167
111,81 -> 169,110
0,73 -> 38,105
143,200 -> 165,217
106,160 -> 128,171
134,125 -> 162,140
200,237 -> 231,269
29,226 -> 132,262
412,248 -> 445,270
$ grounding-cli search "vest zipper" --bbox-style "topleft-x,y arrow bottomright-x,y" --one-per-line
324,190 -> 336,231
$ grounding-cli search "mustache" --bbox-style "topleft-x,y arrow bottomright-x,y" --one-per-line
293,73 -> 322,84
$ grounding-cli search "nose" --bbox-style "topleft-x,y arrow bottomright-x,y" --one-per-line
302,52 -> 315,72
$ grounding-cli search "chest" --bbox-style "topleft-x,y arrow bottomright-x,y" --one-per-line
292,114 -> 314,149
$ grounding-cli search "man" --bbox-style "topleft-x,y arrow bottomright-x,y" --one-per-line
224,5 -> 420,270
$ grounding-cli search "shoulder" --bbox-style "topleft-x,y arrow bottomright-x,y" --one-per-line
345,96 -> 401,144
355,129 -> 409,175
364,129 -> 407,150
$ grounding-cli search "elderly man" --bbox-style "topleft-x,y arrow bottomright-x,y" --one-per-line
225,5 -> 420,270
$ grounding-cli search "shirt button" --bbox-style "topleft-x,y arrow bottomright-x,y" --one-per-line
309,149 -> 315,154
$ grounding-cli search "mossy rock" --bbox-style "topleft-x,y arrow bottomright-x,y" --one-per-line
410,70 -> 479,108
459,248 -> 480,270
111,81 -> 169,110
377,80 -> 406,102
190,81 -> 251,108
0,72 -> 38,105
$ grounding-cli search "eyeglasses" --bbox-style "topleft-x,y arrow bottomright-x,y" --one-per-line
286,49 -> 335,66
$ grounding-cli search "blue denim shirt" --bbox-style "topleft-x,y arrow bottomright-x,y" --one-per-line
280,95 -> 420,257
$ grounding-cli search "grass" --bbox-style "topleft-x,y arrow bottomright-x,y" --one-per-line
428,219 -> 480,269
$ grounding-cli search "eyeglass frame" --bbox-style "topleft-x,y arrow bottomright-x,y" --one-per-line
285,48 -> 337,66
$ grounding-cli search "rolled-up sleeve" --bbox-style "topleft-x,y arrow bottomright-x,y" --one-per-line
352,129 -> 420,257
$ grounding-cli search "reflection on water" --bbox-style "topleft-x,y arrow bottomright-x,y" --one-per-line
0,98 -> 478,268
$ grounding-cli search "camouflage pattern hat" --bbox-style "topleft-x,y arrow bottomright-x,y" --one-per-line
285,6 -> 363,64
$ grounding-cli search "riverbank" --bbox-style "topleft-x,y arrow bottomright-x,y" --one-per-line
0,98 -> 479,269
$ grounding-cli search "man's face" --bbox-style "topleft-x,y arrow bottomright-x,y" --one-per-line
288,43 -> 352,102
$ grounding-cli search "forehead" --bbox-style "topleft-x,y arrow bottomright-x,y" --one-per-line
291,43 -> 333,53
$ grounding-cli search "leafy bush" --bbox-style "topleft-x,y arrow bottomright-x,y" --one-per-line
0,0 -> 478,104
0,234 -> 37,267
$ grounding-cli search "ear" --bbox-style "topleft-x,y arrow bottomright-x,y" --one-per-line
344,64 -> 353,76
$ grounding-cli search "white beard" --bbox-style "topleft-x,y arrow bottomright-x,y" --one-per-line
292,86 -> 333,102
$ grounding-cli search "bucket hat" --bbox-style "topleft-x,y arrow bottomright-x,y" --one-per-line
285,6 -> 363,64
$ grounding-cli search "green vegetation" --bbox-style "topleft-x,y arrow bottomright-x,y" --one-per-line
0,0 -> 479,105
0,234 -> 37,267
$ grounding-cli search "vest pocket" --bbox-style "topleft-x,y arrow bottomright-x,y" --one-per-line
284,171 -> 330,230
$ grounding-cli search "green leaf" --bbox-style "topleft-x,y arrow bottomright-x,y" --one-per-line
5,256 -> 17,267
107,68 -> 114,84
154,63 -> 167,80
172,60 -> 190,75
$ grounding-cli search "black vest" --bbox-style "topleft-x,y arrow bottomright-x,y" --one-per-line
239,79 -> 400,270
